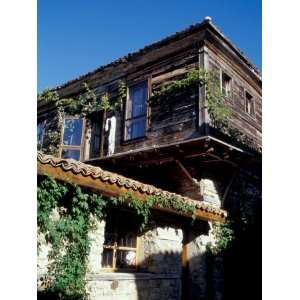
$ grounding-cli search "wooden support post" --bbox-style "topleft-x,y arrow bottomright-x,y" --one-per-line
100,110 -> 106,158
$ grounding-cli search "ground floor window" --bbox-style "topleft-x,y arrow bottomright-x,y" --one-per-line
102,209 -> 139,270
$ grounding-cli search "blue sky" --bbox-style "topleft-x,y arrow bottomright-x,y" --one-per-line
38,0 -> 261,92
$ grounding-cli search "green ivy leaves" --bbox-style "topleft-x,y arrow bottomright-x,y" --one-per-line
38,176 -> 107,299
38,176 -> 199,299
207,221 -> 235,255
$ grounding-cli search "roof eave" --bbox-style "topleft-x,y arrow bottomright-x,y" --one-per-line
37,152 -> 227,223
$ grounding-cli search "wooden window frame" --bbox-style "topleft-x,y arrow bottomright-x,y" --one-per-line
101,210 -> 140,272
59,116 -> 86,161
89,111 -> 104,159
123,78 -> 151,143
244,90 -> 256,118
220,70 -> 232,100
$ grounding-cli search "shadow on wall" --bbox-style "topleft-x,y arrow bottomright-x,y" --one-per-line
37,211 -> 261,300
37,251 -> 183,300
37,239 -> 261,300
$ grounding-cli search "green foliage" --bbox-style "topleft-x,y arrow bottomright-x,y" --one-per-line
38,176 -> 198,299
149,68 -> 231,124
38,88 -> 60,103
111,192 -> 197,231
38,80 -> 127,155
148,194 -> 196,217
38,81 -> 125,117
38,176 -> 107,299
37,177 -> 68,233
202,69 -> 232,127
206,221 -> 235,255
150,68 -> 200,105
149,67 -> 255,148
111,193 -> 152,231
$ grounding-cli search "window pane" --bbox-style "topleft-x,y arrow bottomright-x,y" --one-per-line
116,250 -> 136,269
104,233 -> 116,247
102,249 -> 113,268
61,149 -> 81,160
117,232 -> 137,248
63,119 -> 83,146
125,117 -> 146,140
128,82 -> 147,118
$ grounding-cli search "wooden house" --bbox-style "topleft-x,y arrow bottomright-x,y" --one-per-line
37,17 -> 261,300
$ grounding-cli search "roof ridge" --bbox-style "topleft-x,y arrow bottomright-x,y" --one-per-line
47,18 -> 260,92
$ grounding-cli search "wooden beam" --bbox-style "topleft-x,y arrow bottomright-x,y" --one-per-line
175,160 -> 201,192
207,152 -> 238,167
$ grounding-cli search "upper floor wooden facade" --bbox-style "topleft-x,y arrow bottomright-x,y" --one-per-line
37,18 -> 261,169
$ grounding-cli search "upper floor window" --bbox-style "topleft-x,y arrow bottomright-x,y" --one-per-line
245,91 -> 255,116
61,117 -> 84,160
102,209 -> 138,270
124,81 -> 148,141
221,71 -> 232,97
89,112 -> 103,159
37,121 -> 45,150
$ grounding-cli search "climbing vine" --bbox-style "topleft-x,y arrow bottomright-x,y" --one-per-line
38,80 -> 125,116
149,68 -> 231,125
38,67 -> 256,156
38,176 -> 107,299
38,80 -> 126,155
37,176 -> 199,299
149,68 -> 255,149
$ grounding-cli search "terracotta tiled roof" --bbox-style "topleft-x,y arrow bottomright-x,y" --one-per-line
37,152 -> 227,222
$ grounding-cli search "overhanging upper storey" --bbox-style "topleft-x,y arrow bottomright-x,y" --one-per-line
37,17 -> 261,167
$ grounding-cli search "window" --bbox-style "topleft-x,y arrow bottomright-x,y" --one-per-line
221,71 -> 232,97
37,121 -> 45,150
89,112 -> 103,159
60,117 -> 84,160
102,210 -> 139,270
245,91 -> 255,116
125,81 -> 148,141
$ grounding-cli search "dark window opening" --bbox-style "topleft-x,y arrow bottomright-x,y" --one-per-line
125,81 -> 148,141
102,209 -> 139,270
90,112 -> 103,159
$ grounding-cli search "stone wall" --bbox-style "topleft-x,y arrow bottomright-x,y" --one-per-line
86,223 -> 183,300
38,214 -> 186,300
86,273 -> 180,300
186,222 -> 224,300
